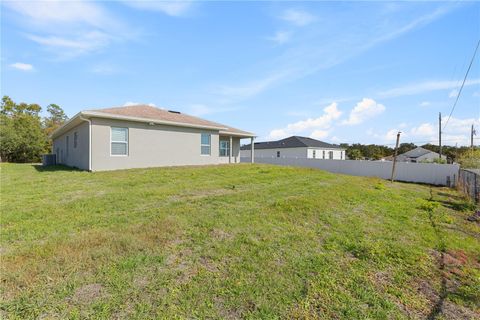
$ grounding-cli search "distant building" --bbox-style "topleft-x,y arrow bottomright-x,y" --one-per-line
395,147 -> 445,163
240,136 -> 346,160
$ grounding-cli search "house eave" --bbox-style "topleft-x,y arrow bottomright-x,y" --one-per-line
219,130 -> 256,138
51,111 -> 240,139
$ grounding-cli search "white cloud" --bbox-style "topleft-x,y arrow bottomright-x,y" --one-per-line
27,31 -> 112,57
122,0 -> 193,16
217,7 -> 452,103
3,0 -> 126,58
267,102 -> 341,139
280,9 -> 315,26
124,102 -> 157,107
3,0 -> 114,29
419,101 -> 431,107
268,31 -> 291,45
385,129 -> 403,142
408,117 -> 479,146
10,62 -> 34,71
411,123 -> 435,137
342,98 -> 385,125
310,130 -> 329,140
448,89 -> 458,98
379,79 -> 480,98
217,72 -> 289,100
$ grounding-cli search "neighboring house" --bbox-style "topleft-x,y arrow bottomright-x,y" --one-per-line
240,136 -> 346,160
51,105 -> 255,171
396,147 -> 445,163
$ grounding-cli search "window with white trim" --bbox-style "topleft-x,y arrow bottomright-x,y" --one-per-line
323,150 -> 325,159
201,133 -> 211,155
329,151 -> 333,159
313,150 -> 316,158
111,127 -> 128,156
277,151 -> 280,158
219,140 -> 230,157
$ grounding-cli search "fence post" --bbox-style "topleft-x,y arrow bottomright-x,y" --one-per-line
475,172 -> 478,204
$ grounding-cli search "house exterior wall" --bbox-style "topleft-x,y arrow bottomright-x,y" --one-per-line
307,148 -> 344,160
241,147 -> 345,160
52,121 -> 89,170
240,147 -> 307,159
90,118 -> 241,171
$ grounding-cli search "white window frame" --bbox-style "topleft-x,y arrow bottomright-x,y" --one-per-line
110,127 -> 129,156
201,133 -> 211,156
219,140 -> 230,157
312,150 -> 316,159
329,151 -> 333,159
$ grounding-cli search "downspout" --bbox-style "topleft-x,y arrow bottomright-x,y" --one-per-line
79,115 -> 92,171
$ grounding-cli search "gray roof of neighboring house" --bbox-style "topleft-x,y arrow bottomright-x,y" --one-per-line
399,147 -> 438,158
240,136 -> 344,150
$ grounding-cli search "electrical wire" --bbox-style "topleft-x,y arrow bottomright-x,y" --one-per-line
443,39 -> 480,130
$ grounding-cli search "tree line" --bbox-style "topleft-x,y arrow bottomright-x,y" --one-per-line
0,96 -> 67,162
342,142 -> 478,168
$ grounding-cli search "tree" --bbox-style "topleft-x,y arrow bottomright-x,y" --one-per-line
347,148 -> 362,160
397,143 -> 416,155
0,96 -> 47,162
43,103 -> 68,150
457,149 -> 480,169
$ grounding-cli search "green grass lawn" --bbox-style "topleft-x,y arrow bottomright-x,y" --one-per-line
1,163 -> 479,319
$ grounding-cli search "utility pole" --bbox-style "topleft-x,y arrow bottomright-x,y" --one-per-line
439,112 -> 442,160
455,142 -> 458,163
472,124 -> 476,151
391,131 -> 401,182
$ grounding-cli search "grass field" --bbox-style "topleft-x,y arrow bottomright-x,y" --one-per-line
1,163 -> 479,319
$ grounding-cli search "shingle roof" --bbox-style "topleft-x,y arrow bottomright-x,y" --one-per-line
241,136 -> 344,150
86,105 -> 254,137
399,147 -> 437,158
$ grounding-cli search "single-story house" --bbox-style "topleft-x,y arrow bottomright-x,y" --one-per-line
51,105 -> 255,171
240,136 -> 346,160
396,147 -> 445,163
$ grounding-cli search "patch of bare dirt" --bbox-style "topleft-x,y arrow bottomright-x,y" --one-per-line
199,256 -> 219,273
133,276 -> 149,290
214,296 -> 242,320
71,283 -> 107,305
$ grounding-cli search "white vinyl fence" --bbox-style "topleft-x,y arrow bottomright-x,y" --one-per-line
241,157 -> 459,186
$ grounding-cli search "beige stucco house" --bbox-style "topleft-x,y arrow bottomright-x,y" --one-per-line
51,105 -> 255,171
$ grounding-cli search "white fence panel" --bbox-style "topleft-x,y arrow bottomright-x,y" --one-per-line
240,157 -> 459,186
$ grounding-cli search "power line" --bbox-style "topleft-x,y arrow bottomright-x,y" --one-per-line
443,39 -> 480,130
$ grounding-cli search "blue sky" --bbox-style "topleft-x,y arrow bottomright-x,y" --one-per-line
2,1 -> 479,146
